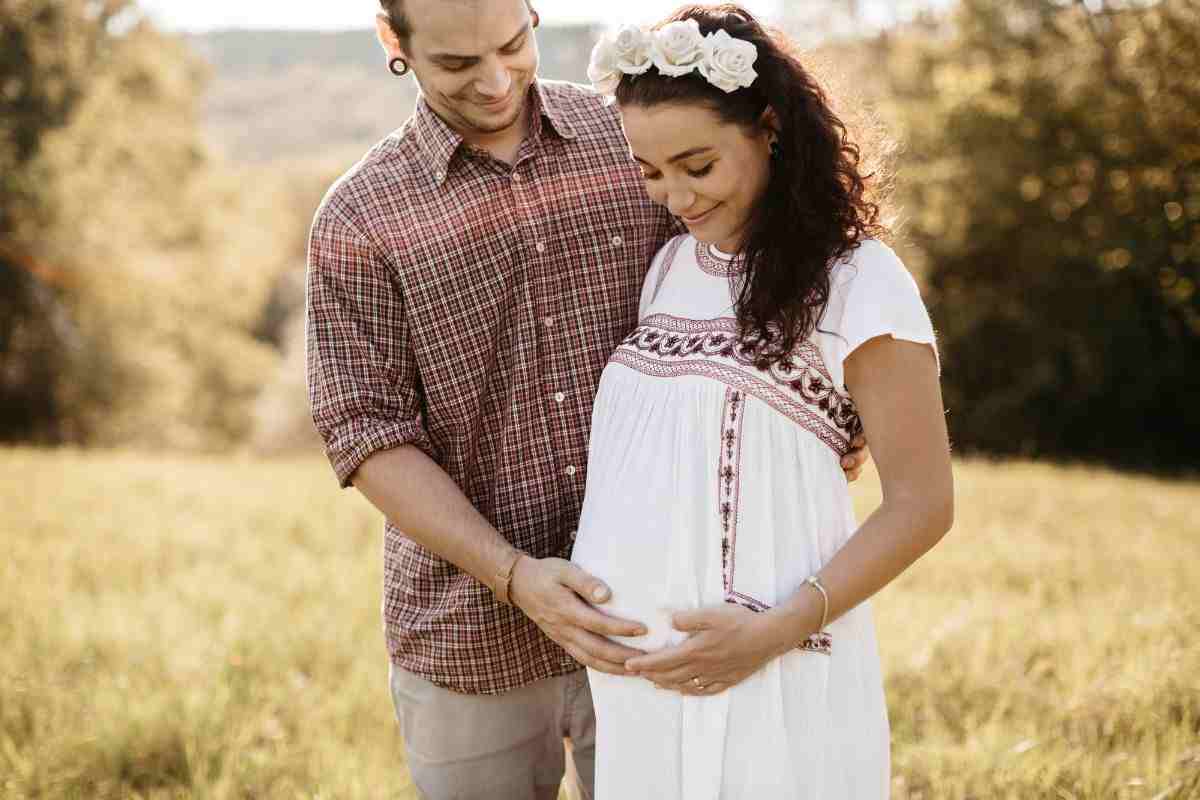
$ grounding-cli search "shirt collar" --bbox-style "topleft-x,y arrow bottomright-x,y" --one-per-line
414,80 -> 578,188
532,80 -> 578,143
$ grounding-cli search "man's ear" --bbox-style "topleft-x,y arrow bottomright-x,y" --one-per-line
375,12 -> 408,61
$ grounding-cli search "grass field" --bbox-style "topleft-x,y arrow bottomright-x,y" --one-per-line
2,448 -> 1198,799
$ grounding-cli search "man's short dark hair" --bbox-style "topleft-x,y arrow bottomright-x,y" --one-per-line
379,0 -> 413,45
379,0 -> 533,46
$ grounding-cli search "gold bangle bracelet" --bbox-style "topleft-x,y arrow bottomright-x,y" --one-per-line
493,551 -> 524,606
804,574 -> 829,633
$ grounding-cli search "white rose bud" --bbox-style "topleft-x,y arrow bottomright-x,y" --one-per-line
652,19 -> 706,77
588,36 -> 621,94
611,25 -> 654,75
699,30 -> 759,93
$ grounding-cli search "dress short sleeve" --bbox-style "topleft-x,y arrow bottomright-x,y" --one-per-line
818,239 -> 939,391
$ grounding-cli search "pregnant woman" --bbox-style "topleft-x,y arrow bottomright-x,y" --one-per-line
571,6 -> 954,799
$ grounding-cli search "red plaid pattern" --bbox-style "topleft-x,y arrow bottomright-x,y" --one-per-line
306,80 -> 677,694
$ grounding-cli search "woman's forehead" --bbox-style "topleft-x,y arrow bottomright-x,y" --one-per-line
621,103 -> 732,158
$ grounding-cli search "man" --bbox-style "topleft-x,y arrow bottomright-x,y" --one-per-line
305,1 -> 867,797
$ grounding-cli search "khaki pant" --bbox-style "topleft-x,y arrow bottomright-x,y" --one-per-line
389,664 -> 596,800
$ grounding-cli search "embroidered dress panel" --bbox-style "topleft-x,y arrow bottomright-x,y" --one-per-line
612,314 -> 863,457
573,234 -> 938,799
306,80 -> 680,695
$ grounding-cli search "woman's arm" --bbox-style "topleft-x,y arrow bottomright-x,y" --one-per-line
627,335 -> 952,693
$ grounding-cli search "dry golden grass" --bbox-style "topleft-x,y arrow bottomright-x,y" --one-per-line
1,449 -> 1197,798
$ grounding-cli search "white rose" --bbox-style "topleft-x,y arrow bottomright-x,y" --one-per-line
652,19 -> 706,77
588,36 -> 621,94
611,25 -> 654,75
699,29 -> 759,93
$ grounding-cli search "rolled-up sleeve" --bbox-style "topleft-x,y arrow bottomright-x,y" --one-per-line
305,198 -> 436,487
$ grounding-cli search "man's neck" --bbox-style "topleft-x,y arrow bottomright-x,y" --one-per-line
460,110 -> 529,166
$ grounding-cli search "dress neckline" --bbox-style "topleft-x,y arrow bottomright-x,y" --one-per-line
694,239 -> 746,277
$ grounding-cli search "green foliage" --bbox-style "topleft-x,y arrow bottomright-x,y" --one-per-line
884,0 -> 1200,468
0,0 -> 284,449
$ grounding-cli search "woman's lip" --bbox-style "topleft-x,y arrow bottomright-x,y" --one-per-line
681,204 -> 721,225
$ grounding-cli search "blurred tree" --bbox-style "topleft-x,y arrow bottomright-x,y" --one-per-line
1,0 -> 280,449
884,0 -> 1200,469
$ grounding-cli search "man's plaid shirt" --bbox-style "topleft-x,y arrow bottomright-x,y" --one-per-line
306,80 -> 677,694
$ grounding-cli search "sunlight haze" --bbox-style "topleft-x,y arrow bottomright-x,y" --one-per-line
137,0 -> 787,32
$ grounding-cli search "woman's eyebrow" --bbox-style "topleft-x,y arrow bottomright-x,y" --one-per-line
667,147 -> 714,163
633,148 -> 713,167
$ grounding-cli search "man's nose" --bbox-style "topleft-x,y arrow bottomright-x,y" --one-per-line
476,60 -> 512,97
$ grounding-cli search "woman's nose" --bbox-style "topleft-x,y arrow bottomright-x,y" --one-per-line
666,189 -> 698,217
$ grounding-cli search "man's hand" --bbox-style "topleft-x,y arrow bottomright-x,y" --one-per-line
509,556 -> 648,675
841,433 -> 870,482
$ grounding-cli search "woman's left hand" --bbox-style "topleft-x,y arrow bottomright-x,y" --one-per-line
624,603 -> 783,696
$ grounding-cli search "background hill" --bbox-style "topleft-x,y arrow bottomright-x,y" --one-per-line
189,26 -> 600,164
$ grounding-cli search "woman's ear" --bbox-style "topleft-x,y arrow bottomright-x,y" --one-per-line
760,106 -> 781,142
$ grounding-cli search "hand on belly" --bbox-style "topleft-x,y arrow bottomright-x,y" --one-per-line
592,598 -> 690,653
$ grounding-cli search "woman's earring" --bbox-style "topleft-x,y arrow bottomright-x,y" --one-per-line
770,140 -> 782,161
531,9 -> 540,28
389,57 -> 410,77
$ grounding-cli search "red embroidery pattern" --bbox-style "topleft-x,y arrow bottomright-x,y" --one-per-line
695,239 -> 746,277
650,236 -> 688,306
718,387 -> 745,597
714,389 -> 833,657
611,316 -> 863,457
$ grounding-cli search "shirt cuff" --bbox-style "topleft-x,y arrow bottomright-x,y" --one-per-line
325,417 -> 438,488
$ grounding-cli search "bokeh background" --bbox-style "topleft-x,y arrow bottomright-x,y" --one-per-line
2,0 -> 1198,797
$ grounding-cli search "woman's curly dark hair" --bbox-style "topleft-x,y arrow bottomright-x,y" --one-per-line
614,4 -> 888,364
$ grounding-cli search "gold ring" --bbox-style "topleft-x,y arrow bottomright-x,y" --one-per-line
691,676 -> 704,689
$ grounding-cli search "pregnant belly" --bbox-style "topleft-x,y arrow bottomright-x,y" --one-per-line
572,518 -> 694,654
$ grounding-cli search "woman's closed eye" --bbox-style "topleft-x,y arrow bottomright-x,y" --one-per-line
639,162 -> 715,181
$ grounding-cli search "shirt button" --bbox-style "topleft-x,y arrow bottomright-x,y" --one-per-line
566,465 -> 577,477
536,242 -> 546,254
434,171 -> 444,181
611,235 -> 623,247
543,316 -> 555,328
553,391 -> 566,403
512,173 -> 522,183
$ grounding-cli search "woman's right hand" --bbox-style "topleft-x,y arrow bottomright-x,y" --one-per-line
509,556 -> 648,675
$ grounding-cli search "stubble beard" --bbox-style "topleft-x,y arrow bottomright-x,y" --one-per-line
459,87 -> 528,136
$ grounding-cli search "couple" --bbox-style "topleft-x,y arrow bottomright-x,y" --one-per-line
305,1 -> 953,798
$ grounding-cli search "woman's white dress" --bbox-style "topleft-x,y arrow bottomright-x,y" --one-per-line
571,235 -> 937,800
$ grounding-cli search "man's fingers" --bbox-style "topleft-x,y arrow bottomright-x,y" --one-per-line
562,593 -> 646,638
561,563 -> 612,604
562,644 -> 629,676
568,628 -> 644,666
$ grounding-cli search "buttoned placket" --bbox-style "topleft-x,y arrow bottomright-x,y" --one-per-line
513,142 -> 585,512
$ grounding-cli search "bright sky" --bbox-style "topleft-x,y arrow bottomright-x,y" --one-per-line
137,0 -> 788,31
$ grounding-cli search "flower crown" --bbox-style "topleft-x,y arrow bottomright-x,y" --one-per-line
588,19 -> 759,96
